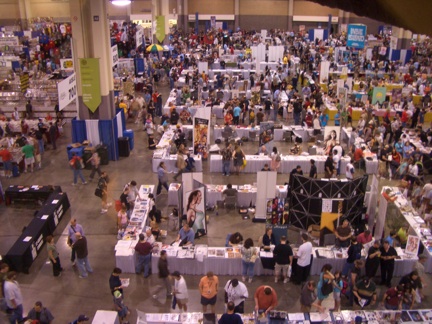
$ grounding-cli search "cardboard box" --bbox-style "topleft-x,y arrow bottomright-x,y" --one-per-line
308,224 -> 320,238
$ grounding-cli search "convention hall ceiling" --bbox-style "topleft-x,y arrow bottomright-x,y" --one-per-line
308,0 -> 432,36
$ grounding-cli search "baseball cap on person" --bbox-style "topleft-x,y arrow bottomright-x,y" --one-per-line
77,315 -> 89,321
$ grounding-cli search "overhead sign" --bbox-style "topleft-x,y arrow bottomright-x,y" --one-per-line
57,72 -> 77,110
20,73 -> 29,93
79,58 -> 101,113
60,58 -> 74,71
155,16 -> 165,43
347,24 -> 366,49
111,45 -> 119,67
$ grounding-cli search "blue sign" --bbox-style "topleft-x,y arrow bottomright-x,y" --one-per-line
347,24 -> 366,49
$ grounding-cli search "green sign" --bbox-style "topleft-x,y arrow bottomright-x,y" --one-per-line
372,87 -> 386,104
155,16 -> 165,43
79,58 -> 101,112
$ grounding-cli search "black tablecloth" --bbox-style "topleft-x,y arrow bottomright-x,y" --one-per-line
4,192 -> 70,273
5,185 -> 61,205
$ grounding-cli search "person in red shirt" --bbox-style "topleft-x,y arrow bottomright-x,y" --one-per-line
254,285 -> 278,315
401,107 -> 409,127
357,230 -> 373,245
354,146 -> 365,170
0,145 -> 13,178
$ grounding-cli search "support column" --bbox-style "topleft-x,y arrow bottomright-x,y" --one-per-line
338,10 -> 344,33
70,0 -> 115,120
234,0 -> 239,30
287,0 -> 294,31
160,0 -> 170,44
151,0 -> 158,43
18,0 -> 32,30
183,0 -> 189,34
343,11 -> 350,25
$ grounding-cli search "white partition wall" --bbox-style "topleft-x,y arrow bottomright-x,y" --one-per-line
254,171 -> 277,221
198,61 -> 208,74
367,175 -> 379,230
268,46 -> 284,62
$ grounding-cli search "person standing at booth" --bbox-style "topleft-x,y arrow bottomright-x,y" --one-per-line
380,240 -> 398,287
293,233 -> 313,285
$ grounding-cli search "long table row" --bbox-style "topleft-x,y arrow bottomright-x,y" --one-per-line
209,154 -> 378,174
213,125 -> 311,142
4,189 -> 70,273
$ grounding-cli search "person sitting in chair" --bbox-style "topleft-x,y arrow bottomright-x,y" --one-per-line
223,183 -> 238,199
335,219 -> 352,248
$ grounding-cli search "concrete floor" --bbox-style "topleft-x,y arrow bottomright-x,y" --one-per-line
1,83 -> 432,323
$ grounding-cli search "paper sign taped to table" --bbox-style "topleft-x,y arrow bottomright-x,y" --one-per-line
23,236 -> 32,242
41,215 -> 49,220
51,199 -> 59,204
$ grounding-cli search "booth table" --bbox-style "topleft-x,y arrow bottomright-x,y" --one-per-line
210,154 -> 271,173
213,125 -> 310,142
4,191 -> 70,273
5,185 -> 60,205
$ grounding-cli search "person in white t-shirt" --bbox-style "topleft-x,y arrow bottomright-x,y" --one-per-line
293,233 -> 312,285
333,149 -> 341,176
172,271 -> 189,312
346,159 -> 355,180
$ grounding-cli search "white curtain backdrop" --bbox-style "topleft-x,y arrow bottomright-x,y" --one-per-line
314,29 -> 324,41
268,46 -> 284,62
85,120 -> 100,146
116,112 -> 123,138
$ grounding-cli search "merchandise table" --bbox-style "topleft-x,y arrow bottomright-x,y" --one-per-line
386,186 -> 432,273
92,310 -> 120,324
213,125 -> 310,142
4,191 -> 70,273
5,185 -> 61,205
115,185 -> 154,273
210,154 -> 378,175
152,152 -> 202,173
167,183 -> 287,207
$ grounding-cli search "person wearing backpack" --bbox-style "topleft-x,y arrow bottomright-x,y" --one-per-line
342,236 -> 363,277
69,153 -> 87,186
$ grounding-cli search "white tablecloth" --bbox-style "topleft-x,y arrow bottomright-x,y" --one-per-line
210,154 -> 271,173
92,310 -> 120,324
213,125 -> 310,142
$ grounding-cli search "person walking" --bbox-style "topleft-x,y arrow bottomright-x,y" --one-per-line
300,280 -> 325,313
4,271 -> 24,324
22,139 -> 35,173
270,147 -> 281,172
241,238 -> 256,283
48,122 -> 57,150
97,171 -> 111,214
173,154 -> 186,181
224,278 -> 248,314
86,150 -> 102,181
134,233 -> 153,278
73,232 -> 93,278
273,235 -> 293,283
316,264 -> 335,309
69,153 -> 87,185
46,235 -> 63,277
109,267 -> 125,296
232,145 -> 245,175
221,142 -> 233,176
156,162 -> 170,195
199,271 -> 219,314
157,250 -> 172,298
293,233 -> 312,285
67,219 -> 85,266
172,271 -> 188,312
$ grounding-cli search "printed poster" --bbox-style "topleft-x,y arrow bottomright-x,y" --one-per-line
193,117 -> 209,159
184,187 -> 206,238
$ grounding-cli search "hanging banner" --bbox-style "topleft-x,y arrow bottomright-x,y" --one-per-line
111,45 -> 119,67
347,24 -> 366,49
0,36 -> 19,47
155,16 -> 165,43
60,58 -> 74,71
193,117 -> 210,160
210,16 -> 216,29
372,87 -> 387,104
136,27 -> 143,49
79,58 -> 101,113
390,36 -> 398,50
57,72 -> 77,110
20,73 -> 29,93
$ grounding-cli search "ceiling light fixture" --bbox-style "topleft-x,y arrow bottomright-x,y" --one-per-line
110,0 -> 132,6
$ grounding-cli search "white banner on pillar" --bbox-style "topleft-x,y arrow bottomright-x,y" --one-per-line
57,73 -> 77,111
136,27 -> 144,49
111,45 -> 119,67
320,61 -> 330,83
255,171 -> 277,220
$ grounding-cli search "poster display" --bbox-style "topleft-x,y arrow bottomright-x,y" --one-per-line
193,117 -> 209,160
60,58 -> 74,71
183,186 -> 206,238
136,27 -> 143,49
79,58 -> 101,113
347,24 -> 366,49
405,235 -> 420,256
57,72 -> 77,110
111,45 -> 119,67
372,87 -> 387,104
323,126 -> 341,155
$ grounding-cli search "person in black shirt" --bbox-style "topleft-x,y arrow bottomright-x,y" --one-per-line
309,159 -> 317,178
109,267 -> 124,296
157,250 -> 171,297
342,236 -> 363,276
290,165 -> 303,177
262,227 -> 276,248
399,271 -> 420,291
26,100 -> 32,119
261,163 -> 271,171
380,240 -> 398,287
324,155 -> 335,178
365,240 -> 381,279
218,301 -> 243,324
273,236 -> 293,283
120,187 -> 131,218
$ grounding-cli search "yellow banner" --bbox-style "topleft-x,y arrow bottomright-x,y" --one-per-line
79,58 -> 101,113
155,16 -> 165,43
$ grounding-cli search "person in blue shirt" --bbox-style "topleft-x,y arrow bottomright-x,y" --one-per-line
233,105 -> 242,125
331,271 -> 343,312
218,301 -> 243,324
319,113 -> 329,127
384,230 -> 397,247
176,223 -> 195,246
334,111 -> 341,126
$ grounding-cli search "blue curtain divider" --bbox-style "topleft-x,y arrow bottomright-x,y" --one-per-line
115,108 -> 126,131
99,120 -> 119,161
71,117 -> 87,143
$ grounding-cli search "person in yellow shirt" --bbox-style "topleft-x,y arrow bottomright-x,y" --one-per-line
397,225 -> 409,248
119,100 -> 128,117
199,271 -> 219,313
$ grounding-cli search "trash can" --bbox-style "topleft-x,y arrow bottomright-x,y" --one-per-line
96,144 -> 109,165
118,137 -> 130,157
